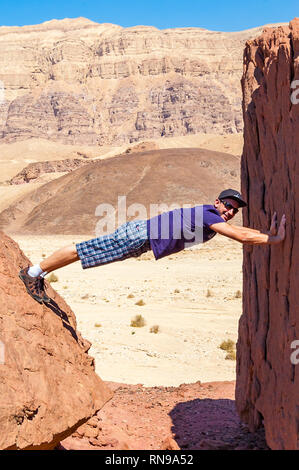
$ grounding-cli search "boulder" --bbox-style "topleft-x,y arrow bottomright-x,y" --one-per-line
0,231 -> 112,450
236,18 -> 299,449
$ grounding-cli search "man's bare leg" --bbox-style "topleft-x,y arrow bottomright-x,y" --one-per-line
40,244 -> 79,274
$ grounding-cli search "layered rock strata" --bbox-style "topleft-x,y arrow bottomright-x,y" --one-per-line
236,18 -> 299,450
0,231 -> 112,449
0,18 -> 285,146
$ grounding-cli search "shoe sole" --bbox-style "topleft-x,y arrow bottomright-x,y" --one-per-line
18,272 -> 50,304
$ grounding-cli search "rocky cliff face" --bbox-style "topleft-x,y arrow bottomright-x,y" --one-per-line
236,18 -> 299,450
0,231 -> 112,449
0,18 -> 283,146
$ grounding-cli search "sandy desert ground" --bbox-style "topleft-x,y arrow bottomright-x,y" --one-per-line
14,233 -> 243,387
2,132 -> 245,387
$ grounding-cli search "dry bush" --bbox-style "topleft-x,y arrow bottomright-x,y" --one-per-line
225,351 -> 236,360
48,272 -> 58,283
130,315 -> 146,328
150,325 -> 160,334
135,299 -> 145,306
219,339 -> 235,351
235,290 -> 242,298
220,339 -> 236,361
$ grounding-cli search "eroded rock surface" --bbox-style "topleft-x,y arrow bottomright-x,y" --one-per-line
236,18 -> 299,450
0,18 -> 285,146
0,231 -> 112,450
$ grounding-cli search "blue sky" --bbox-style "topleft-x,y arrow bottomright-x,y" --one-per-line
0,0 -> 297,31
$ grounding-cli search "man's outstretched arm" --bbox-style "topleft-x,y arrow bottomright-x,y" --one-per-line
210,213 -> 286,245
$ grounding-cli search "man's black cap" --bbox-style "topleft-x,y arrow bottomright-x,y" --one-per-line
218,189 -> 247,207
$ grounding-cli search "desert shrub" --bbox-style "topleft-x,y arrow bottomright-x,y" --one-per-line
127,293 -> 135,298
130,315 -> 146,328
94,323 -> 102,328
219,339 -> 235,351
235,290 -> 242,298
206,289 -> 212,297
135,299 -> 145,306
225,351 -> 236,361
150,325 -> 159,334
48,272 -> 58,283
219,339 -> 236,360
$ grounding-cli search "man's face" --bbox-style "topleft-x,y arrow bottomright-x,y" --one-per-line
214,197 -> 240,222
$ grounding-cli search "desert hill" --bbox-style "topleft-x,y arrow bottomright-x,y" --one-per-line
0,132 -> 243,184
0,147 -> 240,235
0,18 -> 285,147
0,138 -> 114,182
0,133 -> 243,218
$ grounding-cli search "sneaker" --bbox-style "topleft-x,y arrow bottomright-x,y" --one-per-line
19,267 -> 51,304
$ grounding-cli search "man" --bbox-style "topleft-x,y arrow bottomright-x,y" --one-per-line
19,188 -> 286,304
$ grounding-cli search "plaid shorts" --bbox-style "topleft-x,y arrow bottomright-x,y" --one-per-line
76,220 -> 150,269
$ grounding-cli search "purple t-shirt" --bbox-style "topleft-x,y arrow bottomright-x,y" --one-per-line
147,205 -> 224,260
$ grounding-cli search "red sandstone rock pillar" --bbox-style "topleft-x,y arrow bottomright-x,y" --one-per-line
236,19 -> 299,450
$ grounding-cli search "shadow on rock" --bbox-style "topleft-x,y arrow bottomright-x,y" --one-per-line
44,299 -> 78,343
169,398 -> 269,450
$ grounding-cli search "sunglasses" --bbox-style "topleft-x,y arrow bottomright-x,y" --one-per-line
220,199 -> 239,215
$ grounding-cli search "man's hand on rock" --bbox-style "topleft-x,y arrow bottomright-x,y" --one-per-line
269,213 -> 286,244
277,214 -> 286,242
268,212 -> 278,236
